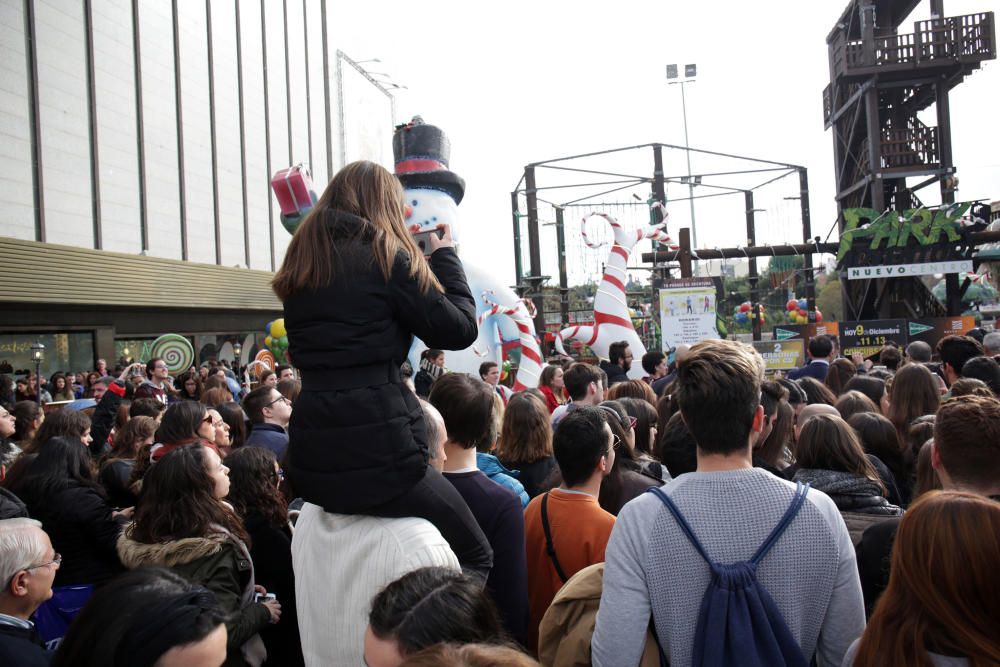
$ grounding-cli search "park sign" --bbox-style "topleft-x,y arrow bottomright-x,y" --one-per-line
839,320 -> 907,359
836,203 -> 977,269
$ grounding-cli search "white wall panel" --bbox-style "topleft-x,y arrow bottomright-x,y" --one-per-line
304,0 -> 330,189
285,0 -> 310,171
35,0 -> 93,248
209,0 -> 246,267
238,0 -> 273,271
178,0 -> 216,264
264,0 -> 290,264
0,1 -> 36,241
92,0 -> 141,254
139,0 -> 182,259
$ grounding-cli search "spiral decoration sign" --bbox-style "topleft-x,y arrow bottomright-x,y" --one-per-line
150,334 -> 195,374
254,349 -> 275,371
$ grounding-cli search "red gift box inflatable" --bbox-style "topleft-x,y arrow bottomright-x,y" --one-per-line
271,165 -> 315,217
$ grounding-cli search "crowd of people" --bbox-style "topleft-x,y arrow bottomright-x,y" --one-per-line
2,161 -> 999,666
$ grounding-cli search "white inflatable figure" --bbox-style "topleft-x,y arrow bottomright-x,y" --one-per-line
554,205 -> 675,380
395,117 -> 537,384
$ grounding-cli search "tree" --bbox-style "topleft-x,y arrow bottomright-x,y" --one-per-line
816,278 -> 843,323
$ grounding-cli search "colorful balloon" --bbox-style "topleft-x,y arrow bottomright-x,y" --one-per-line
270,319 -> 287,339
739,303 -> 751,313
786,299 -> 798,312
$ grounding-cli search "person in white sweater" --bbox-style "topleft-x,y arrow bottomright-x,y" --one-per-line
292,505 -> 459,666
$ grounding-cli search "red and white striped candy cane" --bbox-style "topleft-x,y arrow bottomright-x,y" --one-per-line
479,293 -> 542,391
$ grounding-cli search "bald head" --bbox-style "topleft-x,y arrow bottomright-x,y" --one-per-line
795,403 -> 839,442
674,344 -> 691,365
419,399 -> 447,472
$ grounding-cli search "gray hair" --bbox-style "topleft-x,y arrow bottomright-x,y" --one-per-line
905,341 -> 933,363
983,332 -> 1000,356
0,518 -> 47,587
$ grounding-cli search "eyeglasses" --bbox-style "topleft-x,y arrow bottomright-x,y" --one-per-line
626,416 -> 638,431
267,395 -> 291,407
28,553 -> 62,571
153,365 -> 168,370
609,434 -> 621,454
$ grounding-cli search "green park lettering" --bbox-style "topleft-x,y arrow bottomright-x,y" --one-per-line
837,203 -> 971,264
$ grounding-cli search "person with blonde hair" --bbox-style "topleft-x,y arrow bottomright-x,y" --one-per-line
272,160 -> 489,576
845,491 -> 1000,666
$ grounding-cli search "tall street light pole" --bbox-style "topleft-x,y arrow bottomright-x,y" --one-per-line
667,64 -> 698,272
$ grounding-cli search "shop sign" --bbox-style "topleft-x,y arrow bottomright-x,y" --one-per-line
846,260 -> 972,280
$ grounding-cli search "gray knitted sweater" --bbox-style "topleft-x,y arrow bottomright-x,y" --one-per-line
592,468 -> 865,667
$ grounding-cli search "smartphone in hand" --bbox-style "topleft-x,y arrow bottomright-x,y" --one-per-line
412,228 -> 444,256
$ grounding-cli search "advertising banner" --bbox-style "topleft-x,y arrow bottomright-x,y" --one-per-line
839,320 -> 907,359
906,316 -> 976,348
752,340 -> 806,372
659,279 -> 719,348
772,322 -> 840,342
845,260 -> 973,280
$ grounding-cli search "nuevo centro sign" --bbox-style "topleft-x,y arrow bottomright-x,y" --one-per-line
846,260 -> 973,280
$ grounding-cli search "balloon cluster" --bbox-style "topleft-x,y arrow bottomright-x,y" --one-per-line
785,298 -> 823,324
263,318 -> 289,365
500,359 -> 511,382
733,302 -> 765,325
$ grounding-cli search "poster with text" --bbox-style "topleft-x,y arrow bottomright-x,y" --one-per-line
659,279 -> 719,349
752,340 -> 806,372
839,320 -> 907,359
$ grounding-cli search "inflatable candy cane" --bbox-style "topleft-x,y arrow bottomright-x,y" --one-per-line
476,294 -> 543,391
560,205 -> 674,380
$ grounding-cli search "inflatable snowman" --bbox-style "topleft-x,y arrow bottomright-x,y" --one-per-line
393,117 -> 542,388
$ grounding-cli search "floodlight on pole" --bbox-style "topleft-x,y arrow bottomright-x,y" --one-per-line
666,63 -> 699,272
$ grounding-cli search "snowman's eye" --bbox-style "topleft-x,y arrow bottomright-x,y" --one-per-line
411,200 -> 418,206
431,216 -> 437,222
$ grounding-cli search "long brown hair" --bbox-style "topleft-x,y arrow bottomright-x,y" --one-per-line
272,160 -> 442,299
886,363 -> 940,437
225,447 -> 288,529
852,491 -> 1000,666
796,414 -> 884,492
497,392 -> 552,464
824,358 -> 857,396
128,444 -> 247,544
104,416 -> 158,464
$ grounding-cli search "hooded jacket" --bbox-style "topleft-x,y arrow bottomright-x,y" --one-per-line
538,563 -> 661,667
793,468 -> 902,545
117,528 -> 270,667
476,453 -> 529,508
282,211 -> 478,513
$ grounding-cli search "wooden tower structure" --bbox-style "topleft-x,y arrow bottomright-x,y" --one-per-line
825,0 -> 994,318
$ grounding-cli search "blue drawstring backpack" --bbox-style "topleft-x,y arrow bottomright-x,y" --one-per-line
646,483 -> 811,667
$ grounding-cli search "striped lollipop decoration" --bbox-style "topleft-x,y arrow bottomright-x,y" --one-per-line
150,334 -> 195,374
255,349 -> 276,371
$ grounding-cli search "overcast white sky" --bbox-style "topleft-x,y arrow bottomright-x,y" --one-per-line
330,0 -> 999,287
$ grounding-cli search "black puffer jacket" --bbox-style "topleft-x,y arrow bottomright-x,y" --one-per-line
792,468 -> 903,515
282,211 -> 478,512
19,481 -> 124,586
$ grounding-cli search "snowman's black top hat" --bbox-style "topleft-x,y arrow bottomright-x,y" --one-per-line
393,116 -> 466,205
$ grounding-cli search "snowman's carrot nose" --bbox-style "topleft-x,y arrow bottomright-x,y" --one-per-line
404,204 -> 413,219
